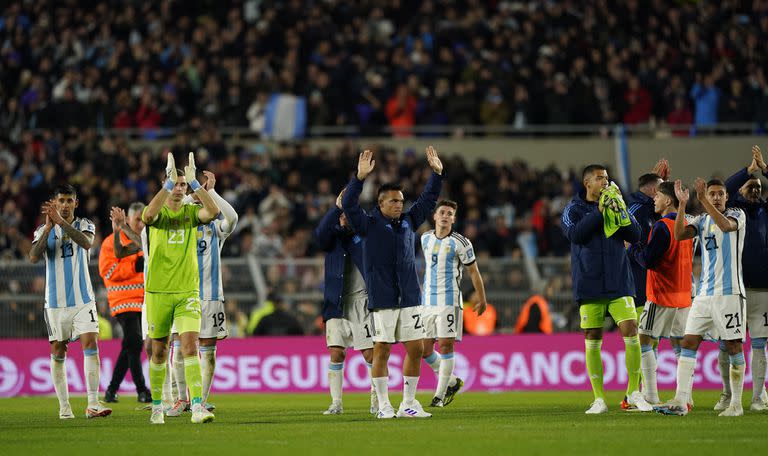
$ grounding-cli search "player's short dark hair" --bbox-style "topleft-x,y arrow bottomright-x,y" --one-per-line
638,173 -> 662,189
582,164 -> 606,180
377,182 -> 403,199
657,181 -> 679,207
707,178 -> 726,188
52,184 -> 77,199
435,200 -> 458,212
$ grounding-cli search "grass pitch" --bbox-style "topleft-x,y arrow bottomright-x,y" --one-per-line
0,390 -> 763,456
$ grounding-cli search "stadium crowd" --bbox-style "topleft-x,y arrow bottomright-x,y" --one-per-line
2,0 -> 768,137
0,131 -> 577,337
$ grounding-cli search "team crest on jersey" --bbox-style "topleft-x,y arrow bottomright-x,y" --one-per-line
196,230 -> 203,239
402,220 -> 410,229
352,235 -> 362,244
709,224 -> 716,233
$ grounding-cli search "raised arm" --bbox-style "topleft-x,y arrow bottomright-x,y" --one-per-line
143,152 -> 176,224
42,201 -> 93,250
408,145 -> 444,228
185,154 -> 220,223
726,146 -> 765,196
673,180 -> 698,240
204,171 -> 238,233
28,211 -> 53,263
694,177 -> 738,232
341,150 -> 375,235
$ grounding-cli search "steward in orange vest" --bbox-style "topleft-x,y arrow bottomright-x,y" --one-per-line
514,295 -> 553,334
626,181 -> 693,404
99,230 -> 144,316
98,203 -> 151,403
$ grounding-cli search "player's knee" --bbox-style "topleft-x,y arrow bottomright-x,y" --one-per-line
437,339 -> 454,354
51,342 -> 68,358
361,348 -> 373,364
724,339 -> 742,355
328,347 -> 345,363
584,328 -> 602,340
617,319 -> 638,337
374,343 -> 391,358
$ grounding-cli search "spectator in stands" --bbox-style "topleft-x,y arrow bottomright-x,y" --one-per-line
252,295 -> 304,336
667,97 -> 693,136
623,77 -> 653,125
385,84 -> 417,137
691,71 -> 722,126
479,85 -> 510,131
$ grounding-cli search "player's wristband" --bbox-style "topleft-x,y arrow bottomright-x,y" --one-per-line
189,179 -> 202,191
163,179 -> 174,192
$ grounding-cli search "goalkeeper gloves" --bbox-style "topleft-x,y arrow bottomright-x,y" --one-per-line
184,152 -> 202,191
163,152 -> 177,192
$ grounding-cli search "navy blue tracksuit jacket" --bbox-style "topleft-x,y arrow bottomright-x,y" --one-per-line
561,191 -> 641,303
725,167 -> 768,289
342,172 -> 443,310
314,206 -> 366,322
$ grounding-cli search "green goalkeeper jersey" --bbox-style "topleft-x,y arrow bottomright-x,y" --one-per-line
143,203 -> 201,293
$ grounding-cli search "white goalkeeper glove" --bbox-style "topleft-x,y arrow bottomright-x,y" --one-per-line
185,152 -> 202,191
163,152 -> 177,192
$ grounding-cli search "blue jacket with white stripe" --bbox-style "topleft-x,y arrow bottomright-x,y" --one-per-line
313,206 -> 366,322
725,167 -> 768,289
342,172 -> 443,310
626,190 -> 659,305
561,191 -> 641,303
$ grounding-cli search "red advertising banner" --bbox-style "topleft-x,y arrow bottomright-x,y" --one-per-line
0,334 -> 739,397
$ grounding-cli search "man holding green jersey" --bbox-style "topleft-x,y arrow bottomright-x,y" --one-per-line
141,152 -> 220,424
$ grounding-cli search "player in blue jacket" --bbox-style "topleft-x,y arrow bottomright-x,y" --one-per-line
342,146 -> 443,419
723,145 -> 768,411
314,189 -> 375,415
561,164 -> 651,414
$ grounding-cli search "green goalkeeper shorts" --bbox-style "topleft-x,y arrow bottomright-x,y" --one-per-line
579,296 -> 637,329
145,291 -> 201,339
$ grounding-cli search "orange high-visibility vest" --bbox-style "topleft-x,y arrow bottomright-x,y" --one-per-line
463,303 -> 497,336
646,218 -> 693,308
99,232 -> 144,316
514,295 -> 553,334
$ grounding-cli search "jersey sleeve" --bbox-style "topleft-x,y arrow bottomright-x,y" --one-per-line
458,238 -> 476,266
144,205 -> 168,228
79,218 -> 95,234
188,204 -> 201,227
724,208 -> 746,230
32,224 -> 46,244
687,214 -> 704,234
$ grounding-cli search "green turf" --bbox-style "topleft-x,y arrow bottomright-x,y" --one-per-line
0,390 -> 763,455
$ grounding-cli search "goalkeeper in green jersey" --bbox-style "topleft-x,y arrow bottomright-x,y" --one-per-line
141,152 -> 220,424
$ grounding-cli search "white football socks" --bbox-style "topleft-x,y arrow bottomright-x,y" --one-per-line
328,362 -> 343,404
435,353 -> 455,400
640,346 -> 658,401
50,355 -> 69,408
83,348 -> 100,407
200,346 -> 217,403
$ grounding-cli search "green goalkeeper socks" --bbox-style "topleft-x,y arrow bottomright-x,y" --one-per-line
624,336 -> 642,395
585,339 -> 605,400
149,360 -> 167,405
184,355 -> 204,405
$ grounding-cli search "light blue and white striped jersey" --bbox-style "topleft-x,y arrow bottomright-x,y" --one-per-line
690,208 -> 746,297
421,230 -> 476,310
196,216 -> 234,301
33,218 -> 96,309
